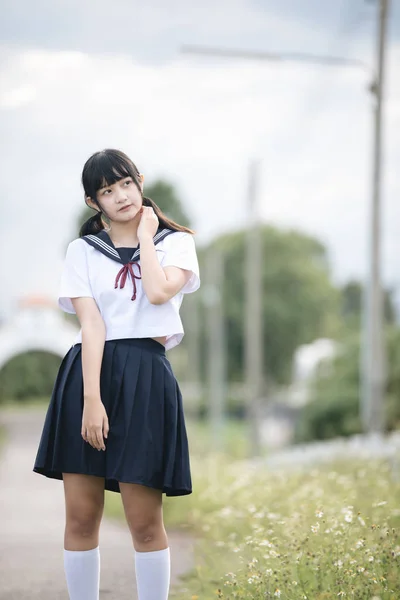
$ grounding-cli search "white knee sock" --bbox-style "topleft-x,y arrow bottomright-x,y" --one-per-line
135,547 -> 171,600
64,546 -> 100,600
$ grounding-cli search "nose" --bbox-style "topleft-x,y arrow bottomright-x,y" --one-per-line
116,188 -> 128,203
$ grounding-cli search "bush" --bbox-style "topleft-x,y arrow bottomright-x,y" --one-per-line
0,351 -> 61,403
294,326 -> 400,443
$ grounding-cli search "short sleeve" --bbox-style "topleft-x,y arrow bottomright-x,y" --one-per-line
162,232 -> 200,294
58,239 -> 94,313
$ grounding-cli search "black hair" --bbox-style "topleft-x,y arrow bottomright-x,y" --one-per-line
79,149 -> 194,237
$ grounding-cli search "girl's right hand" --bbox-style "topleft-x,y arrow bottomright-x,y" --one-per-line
81,400 -> 109,451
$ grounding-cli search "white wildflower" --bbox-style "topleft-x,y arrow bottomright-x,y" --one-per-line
334,559 -> 343,569
220,507 -> 233,517
344,512 -> 353,523
259,540 -> 273,547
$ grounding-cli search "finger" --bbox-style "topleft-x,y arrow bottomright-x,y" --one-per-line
103,419 -> 109,439
87,431 -> 99,450
95,428 -> 105,451
90,432 -> 100,450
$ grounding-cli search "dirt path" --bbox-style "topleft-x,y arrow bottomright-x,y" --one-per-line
0,408 -> 194,599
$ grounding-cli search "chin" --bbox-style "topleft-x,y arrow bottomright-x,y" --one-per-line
116,208 -> 139,220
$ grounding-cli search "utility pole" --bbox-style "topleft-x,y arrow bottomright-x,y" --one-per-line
361,0 -> 390,435
205,245 -> 226,451
181,6 -> 391,440
244,160 -> 263,457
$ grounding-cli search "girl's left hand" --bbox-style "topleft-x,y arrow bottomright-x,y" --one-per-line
138,206 -> 159,241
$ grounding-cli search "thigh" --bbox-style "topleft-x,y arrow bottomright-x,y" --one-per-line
119,482 -> 163,527
63,473 -> 105,519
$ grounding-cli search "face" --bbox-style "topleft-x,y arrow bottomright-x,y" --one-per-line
88,175 -> 144,222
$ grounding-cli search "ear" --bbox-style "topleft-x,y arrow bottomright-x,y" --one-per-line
86,196 -> 99,211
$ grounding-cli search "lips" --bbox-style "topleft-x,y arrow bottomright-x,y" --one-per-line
118,205 -> 131,212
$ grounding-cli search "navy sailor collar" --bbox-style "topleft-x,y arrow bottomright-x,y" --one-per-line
82,227 -> 175,265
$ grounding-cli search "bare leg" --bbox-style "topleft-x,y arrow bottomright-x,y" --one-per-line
63,473 -> 105,550
62,474 -> 105,600
120,483 -> 170,600
119,482 -> 167,551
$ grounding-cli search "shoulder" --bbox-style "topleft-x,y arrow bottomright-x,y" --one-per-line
67,237 -> 87,249
160,230 -> 196,251
64,237 -> 92,260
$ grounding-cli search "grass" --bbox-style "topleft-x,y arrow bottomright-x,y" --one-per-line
104,419 -> 400,598
0,424 -> 7,453
170,455 -> 400,599
0,397 -> 48,412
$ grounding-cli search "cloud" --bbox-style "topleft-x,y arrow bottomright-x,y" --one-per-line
1,0 -> 388,60
0,8 -> 399,317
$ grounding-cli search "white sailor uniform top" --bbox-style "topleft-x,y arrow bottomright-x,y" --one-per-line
58,228 -> 200,351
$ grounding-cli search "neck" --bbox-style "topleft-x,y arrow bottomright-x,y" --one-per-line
108,214 -> 141,247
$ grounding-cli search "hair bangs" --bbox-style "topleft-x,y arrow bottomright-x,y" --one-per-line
82,149 -> 140,202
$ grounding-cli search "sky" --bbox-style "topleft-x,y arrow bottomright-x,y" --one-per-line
1,0 -> 400,318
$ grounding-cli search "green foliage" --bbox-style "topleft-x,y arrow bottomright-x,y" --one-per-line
106,454 -> 400,598
0,352 -> 61,403
199,226 -> 340,384
144,180 -> 192,228
341,280 -> 396,326
295,326 -> 400,442
166,457 -> 400,599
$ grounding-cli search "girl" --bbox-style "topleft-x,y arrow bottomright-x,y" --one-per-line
33,148 -> 200,600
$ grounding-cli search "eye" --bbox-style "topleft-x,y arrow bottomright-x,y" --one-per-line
102,188 -> 112,195
124,179 -> 132,186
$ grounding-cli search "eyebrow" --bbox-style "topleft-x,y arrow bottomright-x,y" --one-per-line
99,176 -> 131,191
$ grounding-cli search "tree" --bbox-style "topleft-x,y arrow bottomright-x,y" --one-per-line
76,179 -> 192,234
143,181 -> 192,228
199,226 -> 340,385
341,280 -> 396,325
295,325 -> 400,441
0,351 -> 62,403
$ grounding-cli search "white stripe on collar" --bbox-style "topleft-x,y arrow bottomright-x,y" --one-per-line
82,228 -> 176,264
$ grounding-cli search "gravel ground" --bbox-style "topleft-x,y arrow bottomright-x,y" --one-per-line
0,408 -> 194,600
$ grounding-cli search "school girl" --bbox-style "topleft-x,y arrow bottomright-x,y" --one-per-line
33,148 -> 200,600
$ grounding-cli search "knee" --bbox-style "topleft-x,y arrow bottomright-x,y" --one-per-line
66,506 -> 103,539
130,518 -> 162,546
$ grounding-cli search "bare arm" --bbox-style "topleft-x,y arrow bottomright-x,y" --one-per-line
139,233 -> 191,305
72,297 -> 109,451
72,297 -> 106,401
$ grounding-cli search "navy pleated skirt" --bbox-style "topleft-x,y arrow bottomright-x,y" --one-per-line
33,338 -> 192,496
